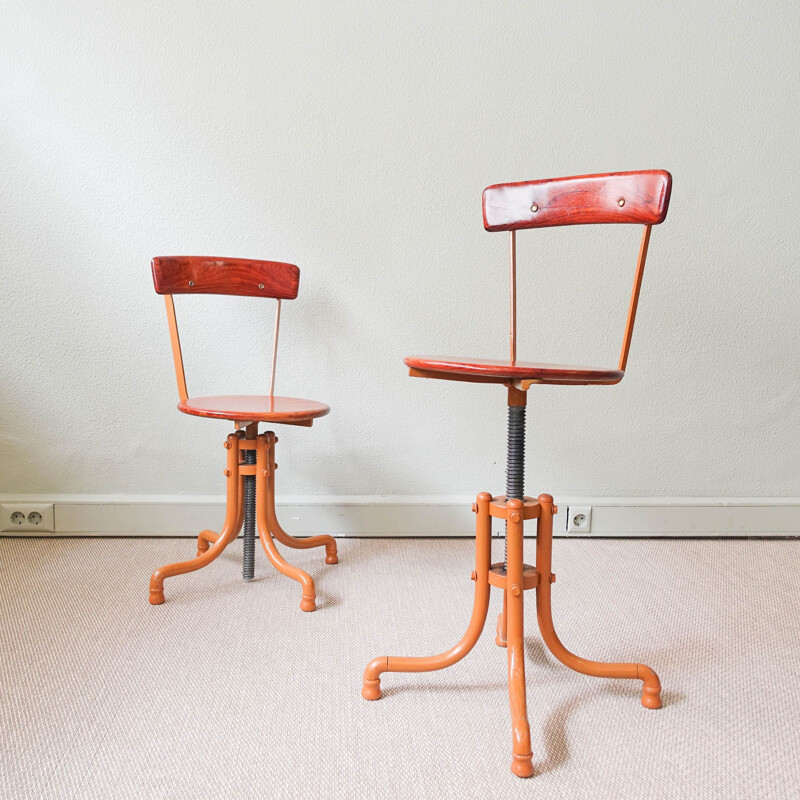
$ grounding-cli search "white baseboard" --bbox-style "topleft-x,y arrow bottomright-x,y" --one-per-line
1,494 -> 799,537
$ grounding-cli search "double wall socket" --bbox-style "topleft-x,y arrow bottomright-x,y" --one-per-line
566,505 -> 592,533
0,503 -> 55,532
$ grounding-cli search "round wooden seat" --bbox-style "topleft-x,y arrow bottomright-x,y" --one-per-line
178,395 -> 330,423
404,355 -> 624,385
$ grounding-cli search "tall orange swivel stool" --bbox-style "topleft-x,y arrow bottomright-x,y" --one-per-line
148,256 -> 337,610
362,171 -> 672,777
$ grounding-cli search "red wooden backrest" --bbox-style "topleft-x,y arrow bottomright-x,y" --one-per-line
151,256 -> 300,300
151,256 -> 297,404
482,170 -> 672,232
481,170 -> 672,372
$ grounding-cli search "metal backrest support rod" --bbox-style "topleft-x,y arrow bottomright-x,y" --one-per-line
618,225 -> 652,372
269,299 -> 282,398
482,171 -> 671,376
509,230 -> 517,365
162,292 -> 284,407
153,257 -> 299,407
164,295 -> 188,403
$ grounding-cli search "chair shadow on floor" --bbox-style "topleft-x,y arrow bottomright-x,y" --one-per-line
532,684 -> 686,777
531,633 -> 691,776
374,629 -> 688,777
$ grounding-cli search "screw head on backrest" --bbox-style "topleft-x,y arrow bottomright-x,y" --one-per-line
482,170 -> 671,231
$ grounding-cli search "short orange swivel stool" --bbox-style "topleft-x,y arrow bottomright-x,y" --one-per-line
362,171 -> 672,777
148,256 -> 337,611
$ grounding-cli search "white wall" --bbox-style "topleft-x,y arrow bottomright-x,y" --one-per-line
2,1 -> 798,501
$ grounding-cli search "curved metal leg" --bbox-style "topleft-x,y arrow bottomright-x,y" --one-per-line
496,592 -> 508,647
362,492 -> 493,700
268,518 -> 338,564
256,434 -> 317,611
535,494 -> 662,709
196,476 -> 245,556
149,434 -> 242,605
264,437 -> 338,564
196,529 -> 218,557
505,498 -> 534,778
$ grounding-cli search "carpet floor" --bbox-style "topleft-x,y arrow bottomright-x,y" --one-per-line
1,537 -> 798,799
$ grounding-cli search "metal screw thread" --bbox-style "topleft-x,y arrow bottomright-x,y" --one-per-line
505,404 -> 526,570
242,448 -> 256,580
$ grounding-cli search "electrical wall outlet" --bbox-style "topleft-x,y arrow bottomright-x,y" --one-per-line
1,503 -> 55,532
566,505 -> 592,533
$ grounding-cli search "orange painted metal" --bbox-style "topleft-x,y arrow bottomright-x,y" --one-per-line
364,171 -> 670,777
488,563 -> 539,590
507,383 -> 527,407
254,432 -> 319,612
361,491 -> 494,701
148,428 -> 337,607
195,528 -> 220,556
263,435 -> 338,564
495,591 -> 508,648
505,498 -> 533,778
488,495 -> 541,521
164,295 -> 188,403
534,494 -> 662,709
361,489 -> 662,776
619,225 -> 653,371
149,433 -> 242,604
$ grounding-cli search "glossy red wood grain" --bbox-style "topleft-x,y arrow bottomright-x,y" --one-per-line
482,170 -> 672,232
152,256 -> 300,299
404,355 -> 623,385
178,395 -> 330,422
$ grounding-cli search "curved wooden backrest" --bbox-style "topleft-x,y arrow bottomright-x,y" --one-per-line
151,256 -> 300,300
482,170 -> 672,232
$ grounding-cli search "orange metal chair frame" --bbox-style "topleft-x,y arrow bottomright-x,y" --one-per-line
148,256 -> 337,611
362,171 -> 672,778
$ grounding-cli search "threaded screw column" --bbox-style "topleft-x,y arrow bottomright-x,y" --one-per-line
242,447 -> 256,580
505,404 -> 526,570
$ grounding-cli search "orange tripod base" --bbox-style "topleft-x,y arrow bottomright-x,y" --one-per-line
361,492 -> 662,778
148,428 -> 337,610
